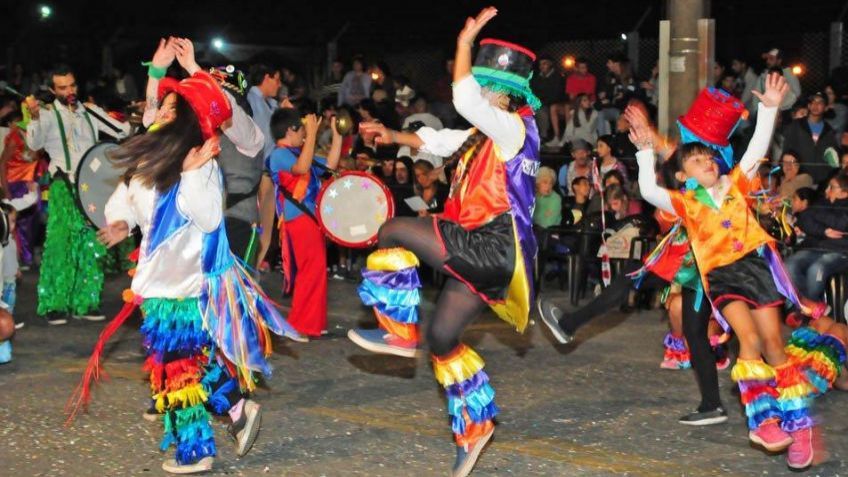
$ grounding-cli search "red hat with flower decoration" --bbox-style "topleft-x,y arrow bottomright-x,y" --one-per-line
158,71 -> 232,139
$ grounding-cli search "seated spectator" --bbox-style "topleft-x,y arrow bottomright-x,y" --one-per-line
778,150 -> 814,201
533,167 -> 562,229
412,159 -> 448,215
562,176 -> 591,224
604,183 -> 642,220
339,56 -> 371,107
587,170 -> 640,214
562,93 -> 598,147
390,156 -> 416,217
397,97 -> 445,167
785,172 -> 848,305
790,187 -> 815,241
393,75 -> 416,109
783,91 -> 840,184
558,139 -> 593,195
597,134 -> 629,180
375,157 -> 395,185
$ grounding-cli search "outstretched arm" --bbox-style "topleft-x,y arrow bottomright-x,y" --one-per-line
739,73 -> 787,178
142,38 -> 177,128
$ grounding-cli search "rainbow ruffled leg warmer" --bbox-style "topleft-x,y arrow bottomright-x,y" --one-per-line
432,344 -> 498,449
774,360 -> 815,433
358,248 -> 421,345
141,298 -> 216,465
662,332 -> 691,368
785,327 -> 847,397
731,359 -> 781,431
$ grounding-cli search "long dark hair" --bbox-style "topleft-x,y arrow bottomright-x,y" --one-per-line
110,94 -> 204,191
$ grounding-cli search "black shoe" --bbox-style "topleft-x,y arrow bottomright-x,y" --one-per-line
536,298 -> 573,344
73,309 -> 106,322
44,312 -> 68,326
678,406 -> 728,426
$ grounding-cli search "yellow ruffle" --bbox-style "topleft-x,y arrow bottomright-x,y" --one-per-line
163,383 -> 208,409
367,248 -> 419,271
731,359 -> 776,382
432,345 -> 484,386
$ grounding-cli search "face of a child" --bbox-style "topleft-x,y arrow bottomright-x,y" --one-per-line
597,141 -> 611,158
826,179 -> 848,202
154,93 -> 178,126
604,176 -> 621,188
681,153 -> 719,189
573,179 -> 590,198
791,194 -> 808,213
608,198 -> 625,215
415,167 -> 435,187
536,177 -> 554,196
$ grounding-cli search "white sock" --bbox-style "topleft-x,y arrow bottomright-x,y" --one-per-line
229,398 -> 246,422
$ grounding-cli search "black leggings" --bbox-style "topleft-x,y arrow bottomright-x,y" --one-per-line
377,217 -> 487,356
557,262 -> 722,411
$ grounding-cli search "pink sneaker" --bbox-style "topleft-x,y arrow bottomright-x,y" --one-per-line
715,357 -> 730,371
749,420 -> 793,452
786,427 -> 814,470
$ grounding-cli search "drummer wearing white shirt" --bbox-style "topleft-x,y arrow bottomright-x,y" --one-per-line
24,65 -> 131,181
22,65 -> 131,326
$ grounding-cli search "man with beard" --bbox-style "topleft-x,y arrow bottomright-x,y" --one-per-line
24,63 -> 131,325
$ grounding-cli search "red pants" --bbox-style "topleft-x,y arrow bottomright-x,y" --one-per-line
283,215 -> 327,336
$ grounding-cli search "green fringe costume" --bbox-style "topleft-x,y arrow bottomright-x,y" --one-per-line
36,177 -> 106,316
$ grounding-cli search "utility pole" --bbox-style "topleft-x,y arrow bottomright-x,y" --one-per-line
661,0 -> 712,138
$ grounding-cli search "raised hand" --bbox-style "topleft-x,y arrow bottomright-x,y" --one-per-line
751,73 -> 789,109
173,38 -> 200,75
359,122 -> 393,145
97,221 -> 129,248
624,105 -> 653,150
302,114 -> 321,137
458,6 -> 498,47
151,37 -> 176,69
183,136 -> 221,171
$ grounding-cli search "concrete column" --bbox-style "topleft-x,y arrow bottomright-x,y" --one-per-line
666,0 -> 711,139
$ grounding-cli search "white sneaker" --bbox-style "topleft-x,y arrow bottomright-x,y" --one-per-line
14,321 -> 24,330
544,137 -> 561,148
162,456 -> 214,474
73,310 -> 106,321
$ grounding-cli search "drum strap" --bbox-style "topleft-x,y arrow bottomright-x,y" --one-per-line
278,186 -> 318,224
53,106 -> 96,173
225,180 -> 261,209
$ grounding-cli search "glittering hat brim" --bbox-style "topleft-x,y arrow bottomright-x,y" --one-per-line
471,66 -> 542,111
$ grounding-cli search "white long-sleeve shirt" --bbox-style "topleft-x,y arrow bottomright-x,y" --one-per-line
415,75 -> 526,159
26,100 -> 131,180
637,103 -> 778,214
104,161 -> 223,298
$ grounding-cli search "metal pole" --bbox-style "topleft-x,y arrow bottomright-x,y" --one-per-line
628,31 -> 640,76
830,22 -> 844,72
697,19 -> 715,89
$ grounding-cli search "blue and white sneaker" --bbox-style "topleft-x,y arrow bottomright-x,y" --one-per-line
452,427 -> 495,477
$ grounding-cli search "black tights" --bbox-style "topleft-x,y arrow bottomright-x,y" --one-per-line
557,263 -> 722,411
377,217 -> 487,357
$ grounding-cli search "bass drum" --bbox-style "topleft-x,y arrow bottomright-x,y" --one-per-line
74,141 -> 122,229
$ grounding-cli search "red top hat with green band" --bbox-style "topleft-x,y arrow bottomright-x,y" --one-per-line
472,38 -> 542,111
158,71 -> 233,139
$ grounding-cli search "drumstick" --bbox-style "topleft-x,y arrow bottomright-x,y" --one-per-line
4,84 -> 123,134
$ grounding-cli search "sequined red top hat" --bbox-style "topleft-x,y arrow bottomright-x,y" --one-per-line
158,71 -> 233,139
677,87 -> 747,148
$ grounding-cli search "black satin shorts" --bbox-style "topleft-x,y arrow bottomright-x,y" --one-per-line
706,251 -> 784,311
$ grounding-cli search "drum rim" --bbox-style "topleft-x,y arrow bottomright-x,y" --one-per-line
315,170 -> 395,249
73,140 -> 121,230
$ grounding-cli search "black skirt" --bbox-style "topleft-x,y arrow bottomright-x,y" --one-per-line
706,251 -> 784,310
435,213 -> 516,302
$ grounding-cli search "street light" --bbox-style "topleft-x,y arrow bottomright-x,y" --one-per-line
562,56 -> 575,70
791,64 -> 803,76
212,38 -> 225,51
620,33 -> 628,41
39,5 -> 52,19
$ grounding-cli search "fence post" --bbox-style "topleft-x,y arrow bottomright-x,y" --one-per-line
658,21 -> 671,137
628,31 -> 640,74
830,22 -> 843,72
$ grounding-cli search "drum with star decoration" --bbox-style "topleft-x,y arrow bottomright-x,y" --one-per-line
74,141 -> 122,229
315,171 -> 394,248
